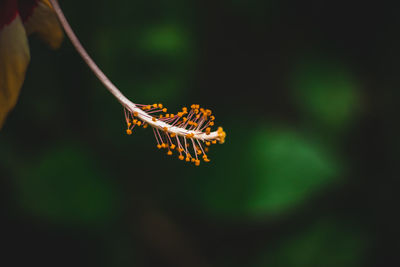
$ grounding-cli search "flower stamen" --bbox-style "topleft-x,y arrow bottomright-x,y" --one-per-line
48,0 -> 226,166
122,103 -> 225,165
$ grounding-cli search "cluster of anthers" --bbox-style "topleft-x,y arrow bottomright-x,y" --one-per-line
124,103 -> 226,166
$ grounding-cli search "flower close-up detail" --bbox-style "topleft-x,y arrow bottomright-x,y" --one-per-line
0,0 -> 63,127
2,0 -> 399,266
124,103 -> 226,165
0,0 -> 226,165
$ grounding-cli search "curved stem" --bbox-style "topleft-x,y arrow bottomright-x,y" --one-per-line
49,0 -> 132,108
48,0 -> 224,143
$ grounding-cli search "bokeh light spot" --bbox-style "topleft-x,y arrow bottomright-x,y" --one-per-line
292,57 -> 361,131
15,145 -> 120,226
253,219 -> 368,267
182,125 -> 341,219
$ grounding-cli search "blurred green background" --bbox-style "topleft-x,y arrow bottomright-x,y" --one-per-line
1,0 -> 399,266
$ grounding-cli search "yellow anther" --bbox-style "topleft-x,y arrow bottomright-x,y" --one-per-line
133,112 -> 138,117
162,108 -> 167,112
203,157 -> 210,163
191,104 -> 196,109
193,122 -> 198,127
163,127 -> 168,132
158,103 -> 163,109
133,119 -> 138,124
166,114 -> 170,118
183,117 -> 187,122
162,143 -> 167,148
167,150 -> 173,156
143,123 -> 148,129
196,105 -> 200,109
157,144 -> 162,149
127,122 -> 132,127
206,127 -> 211,135
152,117 -> 157,122
159,115 -> 163,118
153,103 -> 158,108
182,107 -> 187,112
191,158 -> 195,163
147,105 -> 151,110
185,157 -> 190,162
196,115 -> 200,119
209,121 -> 214,126
179,155 -> 184,160
194,109 -> 199,114
197,150 -> 202,155
195,159 -> 200,166
177,112 -> 183,117
126,129 -> 132,135
218,127 -> 226,144
205,147 -> 209,152
170,144 -> 176,150
137,121 -> 142,126
210,115 -> 215,121
205,141 -> 211,146
206,109 -> 212,116
212,140 -> 217,144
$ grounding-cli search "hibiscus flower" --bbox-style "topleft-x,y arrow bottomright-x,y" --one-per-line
0,0 -> 63,128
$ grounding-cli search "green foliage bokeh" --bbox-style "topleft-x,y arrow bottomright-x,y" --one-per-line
1,0 -> 397,266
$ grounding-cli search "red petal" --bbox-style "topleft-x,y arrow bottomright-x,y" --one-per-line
18,0 -> 40,22
0,0 -> 18,29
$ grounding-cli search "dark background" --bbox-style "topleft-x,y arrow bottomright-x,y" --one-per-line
1,0 -> 399,266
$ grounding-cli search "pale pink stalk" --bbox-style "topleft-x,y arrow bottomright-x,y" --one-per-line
48,0 -> 226,164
